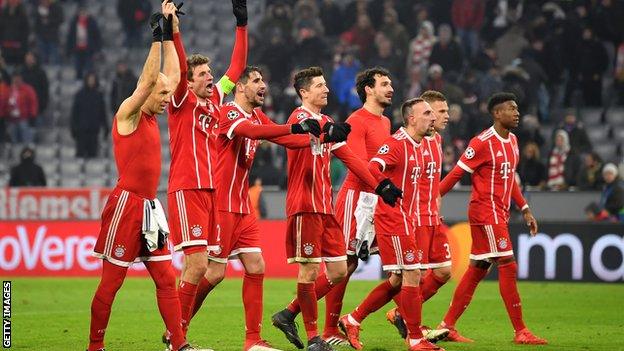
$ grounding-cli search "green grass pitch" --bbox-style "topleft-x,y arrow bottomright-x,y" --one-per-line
9,277 -> 624,350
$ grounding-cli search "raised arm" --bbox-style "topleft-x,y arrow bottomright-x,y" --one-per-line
162,3 -> 180,92
115,14 -> 162,126
171,19 -> 188,107
215,0 -> 248,99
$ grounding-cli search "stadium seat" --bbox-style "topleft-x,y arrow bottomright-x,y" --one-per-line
36,145 -> 58,161
60,161 -> 82,176
84,159 -> 108,176
41,160 -> 59,179
59,145 -> 76,160
59,176 -> 83,188
84,176 -> 108,187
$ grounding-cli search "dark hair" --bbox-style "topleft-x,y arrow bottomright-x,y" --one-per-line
420,90 -> 446,103
355,66 -> 391,103
187,54 -> 211,81
293,66 -> 324,98
238,65 -> 263,84
401,98 -> 425,126
487,92 -> 516,114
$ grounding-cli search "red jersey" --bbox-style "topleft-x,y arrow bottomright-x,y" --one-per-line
415,132 -> 443,226
112,111 -> 161,199
456,127 -> 521,225
285,106 -> 345,216
341,108 -> 391,193
216,102 -> 272,214
370,128 -> 422,236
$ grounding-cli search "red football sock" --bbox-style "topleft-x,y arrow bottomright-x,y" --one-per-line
146,261 -> 186,350
401,285 -> 424,340
243,273 -> 264,343
442,265 -> 488,327
178,280 -> 198,333
323,275 -> 349,335
498,261 -> 526,332
287,274 -> 334,314
392,291 -> 406,317
351,280 -> 400,323
420,270 -> 447,302
190,277 -> 215,319
88,261 -> 127,351
298,282 -> 318,340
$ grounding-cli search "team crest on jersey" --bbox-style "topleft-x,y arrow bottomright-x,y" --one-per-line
303,243 -> 315,256
404,250 -> 415,263
296,112 -> 308,120
191,225 -> 203,238
378,144 -> 390,154
465,146 -> 475,159
498,238 -> 508,250
227,110 -> 240,120
114,245 -> 126,258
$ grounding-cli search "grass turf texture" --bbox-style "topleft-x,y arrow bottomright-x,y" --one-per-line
9,278 -> 623,350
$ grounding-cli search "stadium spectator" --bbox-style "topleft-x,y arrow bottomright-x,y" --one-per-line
21,52 -> 49,124
515,114 -> 544,152
117,0 -> 151,48
0,54 -> 9,84
292,0 -> 324,38
556,111 -> 592,154
518,142 -> 547,190
547,129 -> 581,190
331,50 -> 361,115
451,0 -> 484,58
70,71 -> 107,158
368,33 -> 402,89
248,177 -> 267,219
9,146 -> 46,187
341,13 -> 376,64
444,103 -> 468,147
258,1 -> 292,40
378,8 -> 409,61
0,0 -> 30,66
34,0 -> 64,65
600,163 -> 624,220
574,27 -> 608,106
109,61 -> 137,113
405,68 -> 423,106
0,70 -> 38,144
406,20 -> 435,78
66,6 -> 102,79
429,23 -> 464,75
494,25 -> 528,67
577,152 -> 604,191
292,17 -> 329,69
614,41 -> 624,106
318,0 -> 343,37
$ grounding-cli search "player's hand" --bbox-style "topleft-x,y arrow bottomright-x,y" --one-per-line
322,122 -> 351,143
292,119 -> 321,137
162,1 -> 176,40
523,209 -> 538,236
149,12 -> 163,42
375,178 -> 403,207
232,0 -> 247,26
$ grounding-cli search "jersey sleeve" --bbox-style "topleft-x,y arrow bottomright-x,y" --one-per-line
219,105 -> 248,139
370,139 -> 401,172
213,26 -> 248,105
171,32 -> 189,109
457,137 -> 487,173
345,114 -> 367,161
257,110 -> 308,148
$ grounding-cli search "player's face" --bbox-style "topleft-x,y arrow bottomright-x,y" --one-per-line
411,101 -> 436,137
496,100 -> 520,129
302,76 -> 329,108
429,100 -> 449,133
243,71 -> 267,107
148,75 -> 171,114
189,63 -> 214,99
370,74 -> 393,108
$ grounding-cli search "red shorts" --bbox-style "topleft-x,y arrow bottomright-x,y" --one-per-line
376,233 -> 421,272
208,211 -> 261,263
334,187 -> 378,256
286,213 -> 346,263
168,189 -> 219,252
414,225 -> 452,269
470,224 -> 514,260
93,187 -> 171,267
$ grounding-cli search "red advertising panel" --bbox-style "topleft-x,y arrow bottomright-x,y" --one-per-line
0,188 -> 112,220
0,220 -> 298,277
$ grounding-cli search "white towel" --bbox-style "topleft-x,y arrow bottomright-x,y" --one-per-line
142,199 -> 170,252
354,191 -> 378,258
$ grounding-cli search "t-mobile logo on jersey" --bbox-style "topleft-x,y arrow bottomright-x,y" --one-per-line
426,161 -> 437,179
410,166 -> 422,183
500,162 -> 512,179
198,114 -> 211,131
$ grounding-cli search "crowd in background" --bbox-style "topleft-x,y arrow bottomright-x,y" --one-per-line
0,0 -> 623,221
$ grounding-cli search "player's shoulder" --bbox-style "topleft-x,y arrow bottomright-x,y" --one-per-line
220,102 -> 245,121
289,107 -> 312,122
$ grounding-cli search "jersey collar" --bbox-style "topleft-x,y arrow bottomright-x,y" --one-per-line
300,105 -> 323,120
232,101 -> 252,118
490,126 -> 511,143
400,127 -> 421,147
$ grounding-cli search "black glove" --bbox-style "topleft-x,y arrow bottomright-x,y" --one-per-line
173,1 -> 185,16
150,13 -> 163,42
291,119 -> 321,137
322,122 -> 351,143
375,178 -> 403,207
232,0 -> 247,26
162,14 -> 173,41
157,230 -> 168,249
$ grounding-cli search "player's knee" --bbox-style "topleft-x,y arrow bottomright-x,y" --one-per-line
245,258 -> 265,275
298,263 -> 320,283
402,269 -> 421,286
434,266 -> 452,282
388,273 -> 402,287
328,266 -> 348,284
187,259 -> 208,279
205,261 -> 226,285
346,258 -> 359,275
